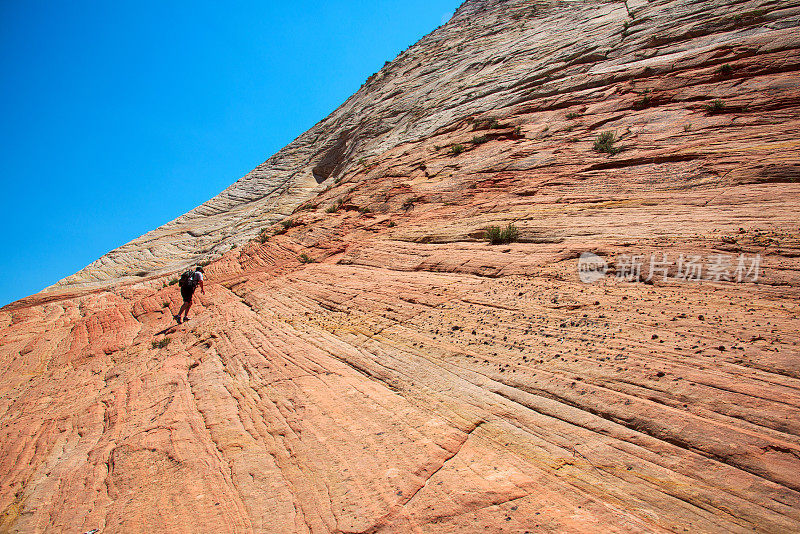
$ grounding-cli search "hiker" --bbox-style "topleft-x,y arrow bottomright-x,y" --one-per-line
175,266 -> 205,324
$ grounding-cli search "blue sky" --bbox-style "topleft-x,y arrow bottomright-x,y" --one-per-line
0,0 -> 462,307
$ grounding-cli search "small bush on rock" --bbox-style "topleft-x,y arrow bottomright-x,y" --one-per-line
152,338 -> 171,349
450,144 -> 465,156
326,199 -> 344,213
704,99 -> 726,114
485,223 -> 520,245
593,131 -> 619,155
402,196 -> 423,210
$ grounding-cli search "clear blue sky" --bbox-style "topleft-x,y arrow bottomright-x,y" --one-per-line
0,0 -> 462,307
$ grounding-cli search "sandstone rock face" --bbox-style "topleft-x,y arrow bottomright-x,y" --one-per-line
3,0 -> 800,532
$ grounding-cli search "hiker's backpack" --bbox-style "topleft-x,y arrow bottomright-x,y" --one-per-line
179,270 -> 197,290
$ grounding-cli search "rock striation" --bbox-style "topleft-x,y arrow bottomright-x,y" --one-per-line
2,0 -> 800,532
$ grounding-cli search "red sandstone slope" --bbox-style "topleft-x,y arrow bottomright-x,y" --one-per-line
2,0 -> 800,532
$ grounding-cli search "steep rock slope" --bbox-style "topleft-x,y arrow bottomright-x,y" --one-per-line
3,0 -> 800,532
52,0 -> 799,289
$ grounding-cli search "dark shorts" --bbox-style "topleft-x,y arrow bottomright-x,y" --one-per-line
181,286 -> 195,303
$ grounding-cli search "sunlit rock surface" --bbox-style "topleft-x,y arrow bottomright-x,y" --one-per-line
3,0 -> 800,532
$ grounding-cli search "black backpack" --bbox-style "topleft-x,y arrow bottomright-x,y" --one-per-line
179,270 -> 197,290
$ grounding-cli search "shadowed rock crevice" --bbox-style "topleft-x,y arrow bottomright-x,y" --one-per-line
311,131 -> 356,184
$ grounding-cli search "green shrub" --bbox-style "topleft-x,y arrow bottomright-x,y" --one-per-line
502,223 -> 520,243
293,203 -> 317,213
566,112 -> 581,119
326,199 -> 344,213
485,223 -> 520,245
272,221 -> 293,236
152,338 -> 171,349
472,118 -> 501,130
485,226 -> 502,244
450,144 -> 465,156
633,94 -> 651,109
358,206 -> 371,214
472,135 -> 488,145
388,221 -> 396,228
402,196 -> 422,210
299,253 -> 314,264
593,131 -> 619,155
718,63 -> 733,76
730,9 -> 767,24
511,6 -> 538,20
704,99 -> 725,113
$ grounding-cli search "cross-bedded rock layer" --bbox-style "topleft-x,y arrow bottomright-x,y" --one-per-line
3,0 -> 800,532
